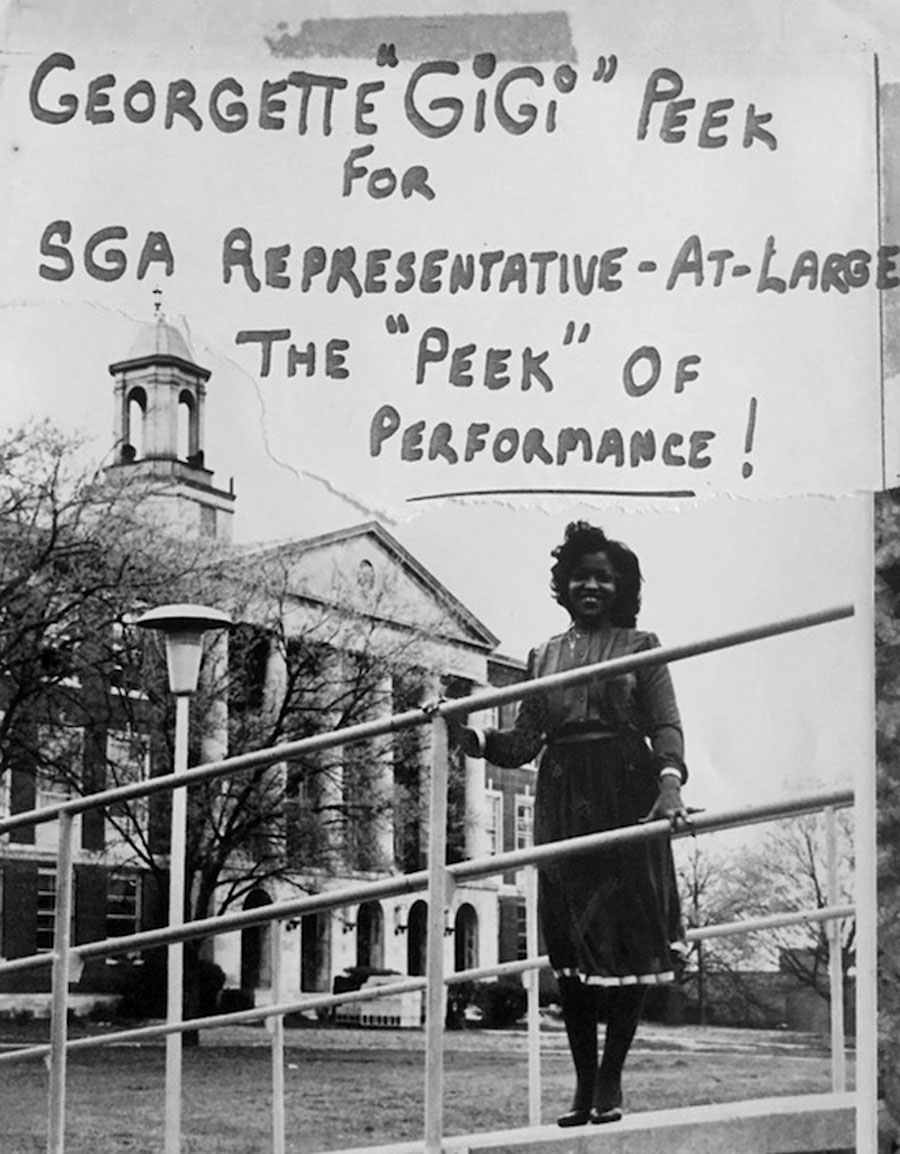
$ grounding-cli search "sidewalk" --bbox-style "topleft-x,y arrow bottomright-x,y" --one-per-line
203,1019 -> 843,1059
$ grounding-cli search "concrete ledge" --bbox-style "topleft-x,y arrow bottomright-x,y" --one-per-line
334,1094 -> 855,1154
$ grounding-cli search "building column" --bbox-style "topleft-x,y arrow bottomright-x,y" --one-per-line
465,697 -> 493,860
417,673 -> 443,863
319,650 -> 345,861
199,629 -> 229,765
371,672 -> 396,868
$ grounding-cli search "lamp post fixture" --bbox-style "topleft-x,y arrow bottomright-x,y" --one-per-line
135,604 -> 231,1154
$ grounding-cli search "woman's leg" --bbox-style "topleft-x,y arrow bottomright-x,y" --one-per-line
594,986 -> 646,1118
556,976 -> 598,1126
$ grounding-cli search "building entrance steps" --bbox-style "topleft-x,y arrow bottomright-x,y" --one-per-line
331,1093 -> 854,1154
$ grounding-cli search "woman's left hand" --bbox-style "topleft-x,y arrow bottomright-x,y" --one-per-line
641,777 -> 692,830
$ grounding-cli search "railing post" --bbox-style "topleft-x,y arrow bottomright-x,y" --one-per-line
269,920 -> 286,1154
524,863 -> 541,1127
165,695 -> 190,1154
47,810 -> 76,1154
424,714 -> 449,1154
824,805 -> 847,1093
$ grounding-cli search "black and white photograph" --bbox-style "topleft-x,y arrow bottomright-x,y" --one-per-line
0,2 -> 897,1152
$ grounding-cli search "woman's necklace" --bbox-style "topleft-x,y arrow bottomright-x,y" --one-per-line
566,625 -> 593,653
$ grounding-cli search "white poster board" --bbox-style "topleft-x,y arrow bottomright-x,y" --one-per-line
0,2 -> 892,1150
0,6 -> 884,511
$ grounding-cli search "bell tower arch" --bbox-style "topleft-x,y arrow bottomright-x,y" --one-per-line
106,304 -> 236,541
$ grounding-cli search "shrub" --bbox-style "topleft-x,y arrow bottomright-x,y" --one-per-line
219,988 -> 255,1015
445,980 -> 477,1030
118,950 -> 166,1019
117,948 -> 226,1022
189,957 -> 226,1017
473,977 -> 526,1028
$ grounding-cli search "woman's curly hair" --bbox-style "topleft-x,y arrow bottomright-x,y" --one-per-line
550,521 -> 642,627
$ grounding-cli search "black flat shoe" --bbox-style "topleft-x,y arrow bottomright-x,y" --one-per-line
590,1105 -> 623,1124
557,1109 -> 591,1128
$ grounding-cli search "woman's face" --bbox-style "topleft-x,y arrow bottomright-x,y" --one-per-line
567,550 -> 618,627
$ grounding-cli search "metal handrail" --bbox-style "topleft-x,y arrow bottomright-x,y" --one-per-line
0,786 -> 853,980
0,897 -> 854,1066
0,604 -> 854,837
0,603 -> 858,1154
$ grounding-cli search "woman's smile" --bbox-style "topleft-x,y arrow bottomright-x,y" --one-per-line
567,550 -> 617,626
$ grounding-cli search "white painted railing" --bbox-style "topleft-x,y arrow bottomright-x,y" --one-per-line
0,605 -> 860,1154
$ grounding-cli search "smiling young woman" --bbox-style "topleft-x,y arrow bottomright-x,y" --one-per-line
461,520 -> 692,1126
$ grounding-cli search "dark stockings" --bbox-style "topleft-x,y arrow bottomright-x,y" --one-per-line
596,986 -> 646,1109
558,978 -> 646,1116
558,977 -> 598,1114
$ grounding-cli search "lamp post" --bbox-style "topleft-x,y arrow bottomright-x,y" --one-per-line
136,604 -> 231,1154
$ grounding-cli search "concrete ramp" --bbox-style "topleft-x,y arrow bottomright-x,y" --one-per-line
337,1093 -> 854,1154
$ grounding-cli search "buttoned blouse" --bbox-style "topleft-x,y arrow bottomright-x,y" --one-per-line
483,626 -> 686,779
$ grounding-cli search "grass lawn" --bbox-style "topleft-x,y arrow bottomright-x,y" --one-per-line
0,1020 -> 851,1153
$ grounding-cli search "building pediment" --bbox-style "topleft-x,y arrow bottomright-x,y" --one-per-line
235,522 -> 498,655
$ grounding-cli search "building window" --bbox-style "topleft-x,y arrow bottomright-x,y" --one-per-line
515,794 -> 534,851
454,904 -> 479,972
497,699 -> 518,731
515,898 -> 528,961
485,789 -> 503,855
106,871 -> 141,940
286,761 -> 329,868
109,621 -> 145,698
39,623 -> 79,686
228,624 -> 270,715
343,740 -> 383,872
36,725 -> 83,808
36,866 -> 72,953
106,730 -> 151,843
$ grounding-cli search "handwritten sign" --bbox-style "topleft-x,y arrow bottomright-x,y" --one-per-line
0,11 -> 884,510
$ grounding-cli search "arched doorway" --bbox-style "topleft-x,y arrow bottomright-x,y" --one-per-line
407,900 -> 428,976
240,889 -> 272,990
356,900 -> 385,970
454,903 -> 479,973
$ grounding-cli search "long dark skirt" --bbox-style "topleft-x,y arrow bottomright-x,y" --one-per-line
535,733 -> 684,986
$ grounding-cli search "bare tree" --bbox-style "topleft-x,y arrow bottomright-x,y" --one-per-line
1,419 -> 474,1033
673,809 -> 854,1026
733,810 -> 855,993
0,418 -> 210,782
674,840 -> 770,1024
0,421 -> 466,907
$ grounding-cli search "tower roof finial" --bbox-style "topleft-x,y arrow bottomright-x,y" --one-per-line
153,286 -> 164,320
